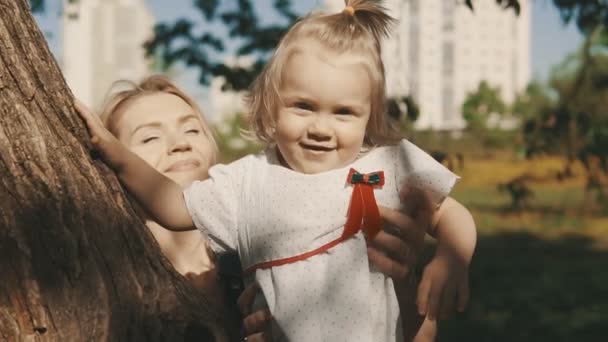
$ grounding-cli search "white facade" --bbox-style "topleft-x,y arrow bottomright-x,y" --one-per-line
62,0 -> 154,108
326,0 -> 530,129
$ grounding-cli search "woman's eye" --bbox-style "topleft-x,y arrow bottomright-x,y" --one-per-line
294,101 -> 313,111
185,129 -> 200,135
141,136 -> 158,144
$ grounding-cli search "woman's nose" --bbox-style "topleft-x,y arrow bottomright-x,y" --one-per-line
167,135 -> 191,154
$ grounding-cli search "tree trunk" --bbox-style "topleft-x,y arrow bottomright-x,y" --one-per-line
0,1 -> 227,340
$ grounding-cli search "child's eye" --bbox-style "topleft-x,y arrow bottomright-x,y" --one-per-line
335,107 -> 354,115
294,101 -> 314,111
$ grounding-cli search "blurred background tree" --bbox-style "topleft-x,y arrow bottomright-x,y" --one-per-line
462,81 -> 507,133
214,112 -> 262,162
387,95 -> 420,132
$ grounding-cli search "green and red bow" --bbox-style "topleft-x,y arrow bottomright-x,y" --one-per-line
343,168 -> 385,240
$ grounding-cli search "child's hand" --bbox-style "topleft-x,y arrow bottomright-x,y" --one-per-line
74,99 -> 126,169
416,251 -> 470,320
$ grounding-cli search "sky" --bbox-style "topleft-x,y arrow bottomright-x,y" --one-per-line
34,0 -> 584,117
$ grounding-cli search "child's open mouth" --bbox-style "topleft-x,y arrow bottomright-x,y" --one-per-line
300,143 -> 334,152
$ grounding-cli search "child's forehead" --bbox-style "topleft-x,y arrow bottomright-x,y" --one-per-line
285,39 -> 366,66
279,45 -> 374,88
288,38 -> 354,59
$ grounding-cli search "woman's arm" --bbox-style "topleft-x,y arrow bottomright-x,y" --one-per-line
75,100 -> 194,231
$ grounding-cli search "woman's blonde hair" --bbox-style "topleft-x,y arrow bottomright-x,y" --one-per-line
99,75 -> 218,164
246,0 -> 401,146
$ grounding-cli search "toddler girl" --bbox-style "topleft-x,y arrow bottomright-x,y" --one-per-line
77,1 -> 476,341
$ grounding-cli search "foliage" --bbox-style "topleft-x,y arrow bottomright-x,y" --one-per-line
548,0 -> 608,34
144,0 -> 297,90
511,82 -> 555,121
522,28 -> 608,168
214,112 -> 262,162
462,81 -> 507,132
387,95 -> 420,132
464,0 -> 520,15
466,0 -> 608,34
512,82 -> 558,157
504,0 -> 608,191
29,0 -> 43,13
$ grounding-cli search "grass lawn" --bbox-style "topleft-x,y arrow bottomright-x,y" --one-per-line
435,155 -> 608,341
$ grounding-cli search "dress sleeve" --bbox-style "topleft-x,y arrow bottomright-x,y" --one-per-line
395,139 -> 460,207
183,161 -> 244,254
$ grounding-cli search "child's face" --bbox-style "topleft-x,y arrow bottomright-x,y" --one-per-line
275,45 -> 372,174
113,93 -> 215,187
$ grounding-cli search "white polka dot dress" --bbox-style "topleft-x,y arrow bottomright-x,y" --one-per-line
184,139 -> 459,341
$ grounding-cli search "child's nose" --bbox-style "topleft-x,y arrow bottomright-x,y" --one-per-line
308,116 -> 333,140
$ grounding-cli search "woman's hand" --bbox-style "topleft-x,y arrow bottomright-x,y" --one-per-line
371,205 -> 428,340
369,185 -> 434,282
74,99 -> 126,169
369,186 -> 446,341
238,282 -> 272,341
368,206 -> 426,281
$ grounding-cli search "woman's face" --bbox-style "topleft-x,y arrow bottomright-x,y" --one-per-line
113,93 -> 215,188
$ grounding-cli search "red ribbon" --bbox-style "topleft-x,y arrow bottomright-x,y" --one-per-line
242,168 -> 385,276
343,168 -> 385,240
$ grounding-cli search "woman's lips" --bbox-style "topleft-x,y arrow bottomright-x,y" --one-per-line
164,159 -> 201,172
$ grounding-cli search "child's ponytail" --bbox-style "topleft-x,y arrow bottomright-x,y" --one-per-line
340,0 -> 394,43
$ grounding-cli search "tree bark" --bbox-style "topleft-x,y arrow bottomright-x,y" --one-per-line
0,1 -> 227,340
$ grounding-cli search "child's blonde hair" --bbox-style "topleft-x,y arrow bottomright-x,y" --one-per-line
247,0 -> 401,146
99,75 -> 218,164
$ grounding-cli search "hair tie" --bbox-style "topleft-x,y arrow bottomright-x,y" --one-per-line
343,5 -> 355,16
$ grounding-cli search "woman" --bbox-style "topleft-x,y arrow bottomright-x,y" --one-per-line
98,75 -> 219,295
88,75 -> 461,341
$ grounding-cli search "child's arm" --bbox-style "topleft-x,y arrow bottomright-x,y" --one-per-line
417,196 -> 476,320
75,100 -> 194,231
